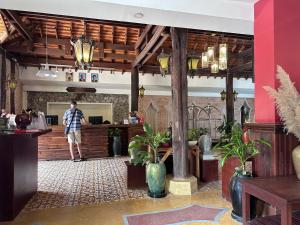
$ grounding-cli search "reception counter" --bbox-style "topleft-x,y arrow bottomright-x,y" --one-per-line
0,129 -> 51,221
38,124 -> 144,160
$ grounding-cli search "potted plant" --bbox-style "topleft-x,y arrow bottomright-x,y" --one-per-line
188,128 -> 200,146
213,124 -> 270,222
108,128 -> 122,157
130,123 -> 169,198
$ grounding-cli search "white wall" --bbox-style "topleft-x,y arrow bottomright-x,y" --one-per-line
19,66 -> 254,111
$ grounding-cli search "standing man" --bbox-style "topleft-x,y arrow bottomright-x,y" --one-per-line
63,100 -> 88,162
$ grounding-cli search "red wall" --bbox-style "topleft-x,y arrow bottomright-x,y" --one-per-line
254,0 -> 300,123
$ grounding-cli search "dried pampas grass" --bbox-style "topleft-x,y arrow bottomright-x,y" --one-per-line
264,66 -> 300,140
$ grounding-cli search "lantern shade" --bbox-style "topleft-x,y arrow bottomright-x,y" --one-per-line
188,58 -> 199,71
219,58 -> 227,71
219,44 -> 227,59
207,47 -> 215,63
211,60 -> 219,74
139,85 -> 145,97
201,52 -> 208,68
219,44 -> 227,70
220,90 -> 226,101
7,79 -> 17,90
72,35 -> 95,69
157,50 -> 170,76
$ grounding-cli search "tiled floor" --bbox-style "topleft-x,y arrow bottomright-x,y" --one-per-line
1,158 -> 239,225
2,190 -> 239,225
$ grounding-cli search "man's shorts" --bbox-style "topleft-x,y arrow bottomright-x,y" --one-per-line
67,130 -> 81,144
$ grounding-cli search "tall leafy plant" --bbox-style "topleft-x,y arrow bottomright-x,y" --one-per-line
129,123 -> 169,164
214,124 -> 270,174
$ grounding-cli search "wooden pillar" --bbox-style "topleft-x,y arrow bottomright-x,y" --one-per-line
131,66 -> 139,112
226,71 -> 234,126
0,50 -> 6,110
10,60 -> 15,114
170,27 -> 189,179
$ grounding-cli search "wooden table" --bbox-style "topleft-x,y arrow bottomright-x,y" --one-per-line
242,176 -> 300,225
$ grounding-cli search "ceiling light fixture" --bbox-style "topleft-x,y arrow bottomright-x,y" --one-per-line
134,12 -> 144,18
71,35 -> 95,69
36,24 -> 57,78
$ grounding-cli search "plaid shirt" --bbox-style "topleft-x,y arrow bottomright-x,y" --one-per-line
63,108 -> 84,131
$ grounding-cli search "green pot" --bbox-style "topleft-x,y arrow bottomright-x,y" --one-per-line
146,162 -> 166,198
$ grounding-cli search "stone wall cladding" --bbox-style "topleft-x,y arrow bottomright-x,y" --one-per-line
27,91 -> 129,123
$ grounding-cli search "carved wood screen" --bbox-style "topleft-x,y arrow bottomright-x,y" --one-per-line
188,103 -> 224,140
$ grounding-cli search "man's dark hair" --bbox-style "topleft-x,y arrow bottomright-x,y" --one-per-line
71,100 -> 77,105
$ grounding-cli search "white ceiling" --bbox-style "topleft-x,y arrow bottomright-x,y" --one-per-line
0,0 -> 255,34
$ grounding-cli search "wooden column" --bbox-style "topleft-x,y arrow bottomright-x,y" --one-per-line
171,27 -> 189,179
131,66 -> 139,112
10,60 -> 15,114
0,50 -> 6,110
226,71 -> 234,125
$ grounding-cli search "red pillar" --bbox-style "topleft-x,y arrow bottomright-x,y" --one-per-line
254,0 -> 300,123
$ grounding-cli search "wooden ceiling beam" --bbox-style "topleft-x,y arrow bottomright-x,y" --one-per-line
17,57 -> 132,71
133,26 -> 166,67
135,24 -> 152,50
5,45 -> 135,61
19,11 -> 146,29
13,37 -> 135,51
0,9 -> 33,41
141,65 -> 252,79
141,33 -> 169,65
230,61 -> 253,73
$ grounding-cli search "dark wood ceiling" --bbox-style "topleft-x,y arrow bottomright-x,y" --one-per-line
0,9 -> 253,79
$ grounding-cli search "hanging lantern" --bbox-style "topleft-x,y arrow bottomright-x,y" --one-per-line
71,35 -> 95,69
211,60 -> 219,74
201,52 -> 208,68
157,50 -> 170,77
219,58 -> 227,71
139,85 -> 145,98
220,90 -> 226,101
219,44 -> 228,70
207,46 -> 215,63
188,57 -> 199,78
7,78 -> 17,90
233,90 -> 239,101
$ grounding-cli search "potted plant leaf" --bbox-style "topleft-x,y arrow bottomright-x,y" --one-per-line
130,123 -> 170,198
188,128 -> 200,146
108,128 -> 122,157
213,124 -> 270,222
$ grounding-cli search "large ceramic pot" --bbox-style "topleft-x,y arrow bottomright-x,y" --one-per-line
146,162 -> 166,198
112,136 -> 122,156
292,145 -> 300,180
230,172 -> 257,222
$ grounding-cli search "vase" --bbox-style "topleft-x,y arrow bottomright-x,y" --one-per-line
113,136 -> 122,156
146,162 -> 166,198
230,172 -> 257,222
15,112 -> 31,130
292,145 -> 300,179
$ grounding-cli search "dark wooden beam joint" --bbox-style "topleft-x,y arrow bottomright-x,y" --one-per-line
0,49 -> 7,110
0,9 -> 33,42
133,26 -> 166,67
10,60 -> 16,114
226,72 -> 234,129
131,66 -> 139,112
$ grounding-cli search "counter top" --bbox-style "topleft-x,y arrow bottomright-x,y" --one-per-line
48,124 -> 142,128
0,129 -> 52,138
